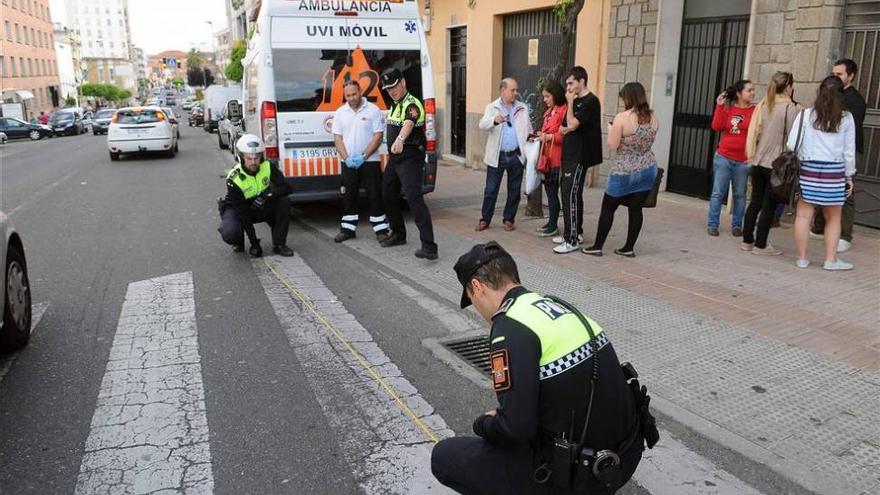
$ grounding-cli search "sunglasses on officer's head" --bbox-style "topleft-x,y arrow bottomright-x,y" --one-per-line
506,115 -> 512,127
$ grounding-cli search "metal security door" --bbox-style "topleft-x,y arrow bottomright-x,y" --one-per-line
502,10 -> 575,126
842,2 -> 880,228
450,27 -> 467,157
667,18 -> 749,198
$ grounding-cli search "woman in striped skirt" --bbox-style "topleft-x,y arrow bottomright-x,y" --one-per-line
790,76 -> 857,270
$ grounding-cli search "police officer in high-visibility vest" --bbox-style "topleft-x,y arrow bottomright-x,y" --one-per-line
378,68 -> 438,260
218,134 -> 294,257
432,241 -> 658,494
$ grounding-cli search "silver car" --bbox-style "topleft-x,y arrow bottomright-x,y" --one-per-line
0,211 -> 31,351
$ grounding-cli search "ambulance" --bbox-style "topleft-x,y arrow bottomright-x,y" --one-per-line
242,0 -> 438,202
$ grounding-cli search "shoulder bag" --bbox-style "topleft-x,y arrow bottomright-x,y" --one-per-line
769,106 -> 803,202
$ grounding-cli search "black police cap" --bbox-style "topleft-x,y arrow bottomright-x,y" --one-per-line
380,68 -> 403,90
453,241 -> 513,308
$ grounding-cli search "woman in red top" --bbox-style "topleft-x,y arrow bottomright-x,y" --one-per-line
707,79 -> 756,237
535,81 -> 567,237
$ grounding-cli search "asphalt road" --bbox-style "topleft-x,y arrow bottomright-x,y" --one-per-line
0,120 -> 818,494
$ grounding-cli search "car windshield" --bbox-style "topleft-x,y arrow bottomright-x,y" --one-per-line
96,110 -> 115,119
116,109 -> 162,125
50,112 -> 75,123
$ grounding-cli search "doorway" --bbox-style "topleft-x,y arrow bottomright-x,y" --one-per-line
450,26 -> 467,157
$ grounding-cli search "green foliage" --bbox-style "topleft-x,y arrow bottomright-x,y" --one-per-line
171,77 -> 184,87
225,40 -> 247,82
186,48 -> 205,70
137,78 -> 150,89
78,83 -> 131,102
64,95 -> 77,107
553,0 -> 576,24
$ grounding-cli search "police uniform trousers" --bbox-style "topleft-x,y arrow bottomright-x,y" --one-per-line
341,161 -> 389,235
218,195 -> 291,247
382,151 -> 437,250
432,436 -> 642,495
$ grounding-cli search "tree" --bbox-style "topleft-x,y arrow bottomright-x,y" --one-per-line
171,77 -> 184,88
186,48 -> 205,70
64,95 -> 77,107
225,40 -> 246,82
524,0 -> 586,218
137,78 -> 150,89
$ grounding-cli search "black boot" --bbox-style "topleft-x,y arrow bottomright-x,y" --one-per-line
415,246 -> 438,260
380,233 -> 406,248
273,244 -> 295,257
232,242 -> 245,253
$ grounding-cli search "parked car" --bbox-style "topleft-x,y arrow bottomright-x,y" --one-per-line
217,100 -> 244,151
82,111 -> 94,132
162,107 -> 181,140
203,85 -> 241,133
182,99 -> 195,110
91,109 -> 116,135
188,106 -> 205,127
0,210 -> 32,352
49,109 -> 85,136
107,106 -> 179,161
0,117 -> 54,140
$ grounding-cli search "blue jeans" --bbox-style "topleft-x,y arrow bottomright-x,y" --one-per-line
481,152 -> 524,224
707,153 -> 749,229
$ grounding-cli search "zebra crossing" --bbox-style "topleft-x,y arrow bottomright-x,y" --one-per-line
1,256 -> 774,495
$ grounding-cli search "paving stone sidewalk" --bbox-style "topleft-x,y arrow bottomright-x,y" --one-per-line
303,161 -> 879,495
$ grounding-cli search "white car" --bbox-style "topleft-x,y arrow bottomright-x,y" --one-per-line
107,106 -> 179,161
162,107 -> 182,140
0,211 -> 31,352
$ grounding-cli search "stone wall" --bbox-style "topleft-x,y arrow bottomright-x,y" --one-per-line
748,0 -> 845,104
604,0 -> 659,117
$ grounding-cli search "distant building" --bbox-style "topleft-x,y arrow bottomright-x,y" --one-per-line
0,0 -> 63,119
215,28 -> 231,83
64,0 -> 136,93
147,50 -> 188,83
54,23 -> 82,107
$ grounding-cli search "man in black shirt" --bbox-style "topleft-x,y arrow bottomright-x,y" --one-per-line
554,67 -> 603,254
432,242 -> 655,494
812,59 -> 867,252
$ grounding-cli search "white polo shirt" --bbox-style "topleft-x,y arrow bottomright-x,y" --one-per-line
331,100 -> 384,162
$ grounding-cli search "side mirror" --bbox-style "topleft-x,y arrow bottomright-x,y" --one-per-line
227,100 -> 243,122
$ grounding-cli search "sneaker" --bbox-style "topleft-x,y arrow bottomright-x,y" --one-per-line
553,241 -> 580,254
707,227 -> 720,237
538,226 -> 559,237
796,259 -> 810,269
536,224 -> 551,233
581,246 -> 603,256
552,234 -> 583,244
837,239 -> 852,253
613,248 -> 636,258
752,244 -> 782,256
414,247 -> 438,260
334,230 -> 355,243
823,259 -> 853,271
809,231 -> 824,240
731,228 -> 743,237
740,242 -> 754,251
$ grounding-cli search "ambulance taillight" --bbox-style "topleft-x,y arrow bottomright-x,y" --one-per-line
425,98 -> 436,152
261,101 -> 279,159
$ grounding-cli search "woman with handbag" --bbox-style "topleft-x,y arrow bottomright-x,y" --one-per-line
742,72 -> 803,255
581,82 -> 658,257
791,76 -> 856,271
535,81 -> 567,237
706,79 -> 756,237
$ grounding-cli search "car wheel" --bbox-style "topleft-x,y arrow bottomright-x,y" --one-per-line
174,142 -> 179,153
1,244 -> 32,352
110,151 -> 120,161
29,130 -> 42,140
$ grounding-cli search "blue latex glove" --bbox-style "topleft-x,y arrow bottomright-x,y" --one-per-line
346,153 -> 365,169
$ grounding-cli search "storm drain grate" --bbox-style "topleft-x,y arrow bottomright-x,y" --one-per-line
442,336 -> 492,375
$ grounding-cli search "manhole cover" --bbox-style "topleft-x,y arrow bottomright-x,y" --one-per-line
441,335 -> 491,375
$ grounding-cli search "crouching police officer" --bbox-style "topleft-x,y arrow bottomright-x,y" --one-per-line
218,134 -> 294,257
432,241 -> 659,494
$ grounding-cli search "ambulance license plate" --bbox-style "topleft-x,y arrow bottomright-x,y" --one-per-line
289,147 -> 338,160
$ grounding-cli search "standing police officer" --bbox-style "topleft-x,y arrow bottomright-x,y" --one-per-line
379,68 -> 438,260
432,241 -> 658,494
218,134 -> 294,257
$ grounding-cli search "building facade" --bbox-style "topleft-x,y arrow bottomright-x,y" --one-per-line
423,0 -> 612,169
63,0 -> 135,92
53,23 -> 81,107
226,0 -> 257,42
607,0 -> 879,227
147,50 -> 188,84
0,0 -> 62,119
214,28 -> 231,84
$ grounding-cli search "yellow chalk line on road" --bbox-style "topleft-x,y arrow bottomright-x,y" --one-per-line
263,258 -> 441,444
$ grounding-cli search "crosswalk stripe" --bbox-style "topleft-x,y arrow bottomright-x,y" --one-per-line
75,272 -> 214,495
255,257 -> 455,495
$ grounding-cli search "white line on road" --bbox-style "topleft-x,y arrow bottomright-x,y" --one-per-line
0,301 -> 49,383
255,256 -> 455,495
75,272 -> 214,495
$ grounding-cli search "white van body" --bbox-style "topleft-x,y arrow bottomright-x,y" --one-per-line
204,85 -> 242,132
242,0 -> 438,202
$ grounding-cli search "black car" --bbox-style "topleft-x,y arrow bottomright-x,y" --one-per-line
91,109 -> 116,135
0,117 -> 54,140
188,107 -> 205,127
49,110 -> 84,136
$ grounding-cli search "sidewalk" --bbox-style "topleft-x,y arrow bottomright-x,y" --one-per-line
319,161 -> 879,495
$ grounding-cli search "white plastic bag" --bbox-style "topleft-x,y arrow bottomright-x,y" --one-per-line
523,139 -> 543,195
